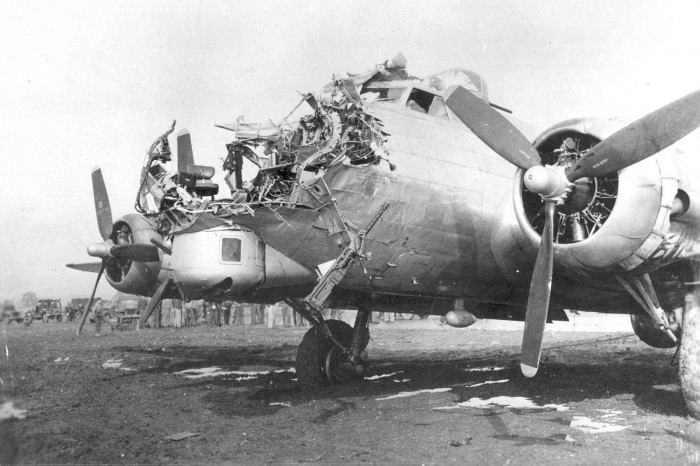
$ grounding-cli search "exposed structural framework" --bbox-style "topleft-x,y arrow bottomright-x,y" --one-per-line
136,65 -> 405,240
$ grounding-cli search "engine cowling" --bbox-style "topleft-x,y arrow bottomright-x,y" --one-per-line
168,226 -> 316,299
103,213 -> 163,296
513,117 -> 679,273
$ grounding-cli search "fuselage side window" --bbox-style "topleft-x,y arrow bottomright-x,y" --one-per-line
221,237 -> 242,263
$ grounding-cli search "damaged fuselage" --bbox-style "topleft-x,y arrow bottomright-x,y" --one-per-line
123,57 -> 700,320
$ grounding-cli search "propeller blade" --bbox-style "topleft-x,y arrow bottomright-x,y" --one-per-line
445,85 -> 541,170
111,244 -> 160,262
568,89 -> 700,181
137,278 -> 172,329
77,261 -> 106,335
521,200 -> 555,377
92,168 -> 113,241
177,129 -> 195,174
66,262 -> 104,273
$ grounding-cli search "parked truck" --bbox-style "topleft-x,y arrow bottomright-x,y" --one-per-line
114,295 -> 147,324
32,299 -> 63,322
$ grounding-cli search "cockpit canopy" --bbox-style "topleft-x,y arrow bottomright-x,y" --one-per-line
358,67 -> 489,107
420,69 -> 489,100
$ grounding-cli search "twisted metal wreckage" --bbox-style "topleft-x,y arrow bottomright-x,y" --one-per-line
135,61 -> 403,244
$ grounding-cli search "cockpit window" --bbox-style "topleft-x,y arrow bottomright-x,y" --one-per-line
428,96 -> 448,119
406,88 -> 449,120
360,82 -> 406,103
421,69 -> 489,100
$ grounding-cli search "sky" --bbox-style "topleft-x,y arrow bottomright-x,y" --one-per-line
1,0 -> 699,305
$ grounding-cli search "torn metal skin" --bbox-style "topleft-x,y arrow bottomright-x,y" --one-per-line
135,121 -> 214,236
136,66 -> 398,260
133,60 -> 510,306
219,78 -> 393,212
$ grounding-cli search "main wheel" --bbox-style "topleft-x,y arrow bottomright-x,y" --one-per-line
680,302 -> 700,420
296,320 -> 368,388
630,313 -> 679,348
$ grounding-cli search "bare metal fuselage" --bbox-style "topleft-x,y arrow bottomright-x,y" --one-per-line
227,101 -> 641,314
144,97 -> 699,316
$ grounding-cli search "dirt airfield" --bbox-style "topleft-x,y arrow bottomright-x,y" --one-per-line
2,314 -> 700,465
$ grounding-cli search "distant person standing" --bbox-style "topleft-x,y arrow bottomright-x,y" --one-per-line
207,302 -> 221,327
258,304 -> 266,325
253,303 -> 265,325
233,302 -> 245,326
293,310 -> 306,327
281,302 -> 292,327
222,301 -> 232,325
185,301 -> 196,326
93,300 -> 103,334
248,303 -> 257,325
266,303 -> 279,328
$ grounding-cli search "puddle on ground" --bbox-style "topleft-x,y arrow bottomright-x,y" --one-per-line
433,396 -> 569,412
102,359 -> 135,371
376,388 -> 452,401
175,366 -> 294,379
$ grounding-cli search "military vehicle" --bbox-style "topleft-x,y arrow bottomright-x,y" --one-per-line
32,299 -> 63,322
113,295 -> 147,324
1,301 -> 22,324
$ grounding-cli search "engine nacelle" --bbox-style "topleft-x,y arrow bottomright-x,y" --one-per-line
170,228 -> 264,297
169,226 -> 316,299
513,118 -> 680,273
104,214 -> 163,296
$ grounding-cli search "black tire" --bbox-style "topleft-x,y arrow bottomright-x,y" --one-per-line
296,320 -> 363,388
680,303 -> 700,420
102,313 -> 111,323
56,315 -> 62,322
630,313 -> 678,348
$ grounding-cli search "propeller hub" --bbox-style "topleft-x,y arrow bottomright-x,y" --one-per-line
87,242 -> 111,259
523,165 -> 572,201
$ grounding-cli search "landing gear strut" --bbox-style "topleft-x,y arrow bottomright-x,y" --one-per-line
288,203 -> 387,387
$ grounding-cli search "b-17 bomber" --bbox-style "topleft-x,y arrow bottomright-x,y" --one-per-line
68,53 -> 700,419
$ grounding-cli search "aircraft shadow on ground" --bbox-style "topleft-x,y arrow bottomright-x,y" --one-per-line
113,336 -> 685,419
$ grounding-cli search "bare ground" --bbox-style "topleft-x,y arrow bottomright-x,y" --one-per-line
1,317 -> 700,465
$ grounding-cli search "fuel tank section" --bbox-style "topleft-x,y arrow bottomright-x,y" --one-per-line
511,117 -> 680,273
104,214 -> 163,296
